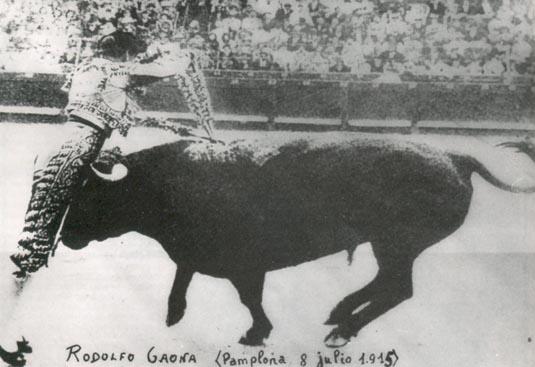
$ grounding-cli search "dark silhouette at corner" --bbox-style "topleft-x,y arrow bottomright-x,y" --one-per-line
0,337 -> 32,367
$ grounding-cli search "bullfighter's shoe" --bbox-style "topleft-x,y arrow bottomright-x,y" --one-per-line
10,122 -> 105,278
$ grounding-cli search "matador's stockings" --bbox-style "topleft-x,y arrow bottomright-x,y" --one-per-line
176,51 -> 215,138
11,122 -> 105,278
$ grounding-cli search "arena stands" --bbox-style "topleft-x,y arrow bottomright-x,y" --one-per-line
0,0 -> 533,132
0,0 -> 534,77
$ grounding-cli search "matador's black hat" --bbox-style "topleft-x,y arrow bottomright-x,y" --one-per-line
97,29 -> 147,59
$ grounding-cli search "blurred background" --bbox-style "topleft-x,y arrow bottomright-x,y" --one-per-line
0,0 -> 533,130
0,0 -> 534,76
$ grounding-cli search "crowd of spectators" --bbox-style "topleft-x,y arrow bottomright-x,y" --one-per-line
0,0 -> 77,72
0,0 -> 534,77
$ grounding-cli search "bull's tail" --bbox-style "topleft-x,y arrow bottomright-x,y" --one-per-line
453,154 -> 535,194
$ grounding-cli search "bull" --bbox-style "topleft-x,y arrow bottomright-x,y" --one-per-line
59,137 -> 535,347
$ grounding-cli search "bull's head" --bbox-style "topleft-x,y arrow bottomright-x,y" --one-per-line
59,140 -> 195,252
60,148 -> 135,250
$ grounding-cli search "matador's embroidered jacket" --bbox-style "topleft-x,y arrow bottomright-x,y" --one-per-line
62,58 -> 141,136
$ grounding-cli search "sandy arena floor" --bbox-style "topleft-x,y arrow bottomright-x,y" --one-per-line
1,123 -> 534,367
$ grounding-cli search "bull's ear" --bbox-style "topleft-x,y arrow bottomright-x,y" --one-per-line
90,162 -> 128,182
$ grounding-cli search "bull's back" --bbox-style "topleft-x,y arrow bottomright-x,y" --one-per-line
129,139 -> 473,274
256,141 -> 473,258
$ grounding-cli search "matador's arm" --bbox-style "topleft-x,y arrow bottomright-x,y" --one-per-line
130,50 -> 216,140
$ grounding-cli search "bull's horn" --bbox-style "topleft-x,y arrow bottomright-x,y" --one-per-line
496,141 -> 520,148
90,163 -> 128,182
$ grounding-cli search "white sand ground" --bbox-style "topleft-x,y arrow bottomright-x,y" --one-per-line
0,124 -> 534,367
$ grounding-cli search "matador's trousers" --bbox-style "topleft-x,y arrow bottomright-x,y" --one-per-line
11,121 -> 106,277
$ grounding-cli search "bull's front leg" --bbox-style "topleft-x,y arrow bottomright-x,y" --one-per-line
166,265 -> 194,327
230,273 -> 273,346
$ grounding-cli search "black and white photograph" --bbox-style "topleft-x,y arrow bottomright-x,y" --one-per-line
0,0 -> 534,366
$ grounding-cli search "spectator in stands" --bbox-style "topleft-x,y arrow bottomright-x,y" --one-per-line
426,13 -> 446,40
462,0 -> 486,15
448,57 -> 466,75
481,0 -> 495,16
368,14 -> 387,42
255,49 -> 276,70
2,0 -> 534,77
329,56 -> 350,72
211,0 -> 229,20
482,53 -> 506,75
427,0 -> 446,21
252,0 -> 278,23
188,31 -> 207,50
327,6 -> 343,25
336,14 -> 352,40
314,15 -> 329,35
219,43 -> 236,69
308,0 -> 327,26
271,41 -> 292,70
222,3 -> 242,32
59,35 -> 80,65
379,39 -> 406,73
369,56 -> 385,72
510,35 -> 532,74
386,7 -> 410,38
289,2 -> 314,27
311,48 -> 330,73
0,25 -> 10,52
465,56 -> 483,75
207,31 -> 220,50
242,5 -> 264,30
233,44 -> 250,69
273,2 -> 293,29
356,58 -> 373,73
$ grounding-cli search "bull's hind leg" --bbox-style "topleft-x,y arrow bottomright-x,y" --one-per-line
325,243 -> 416,347
324,284 -> 412,348
325,275 -> 384,326
230,273 -> 273,346
166,265 -> 194,327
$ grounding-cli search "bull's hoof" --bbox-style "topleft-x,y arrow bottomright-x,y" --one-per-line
238,328 -> 270,347
325,313 -> 344,325
239,335 -> 265,346
166,310 -> 185,327
324,328 -> 351,348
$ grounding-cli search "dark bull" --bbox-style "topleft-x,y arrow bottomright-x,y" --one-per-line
60,137 -> 535,347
